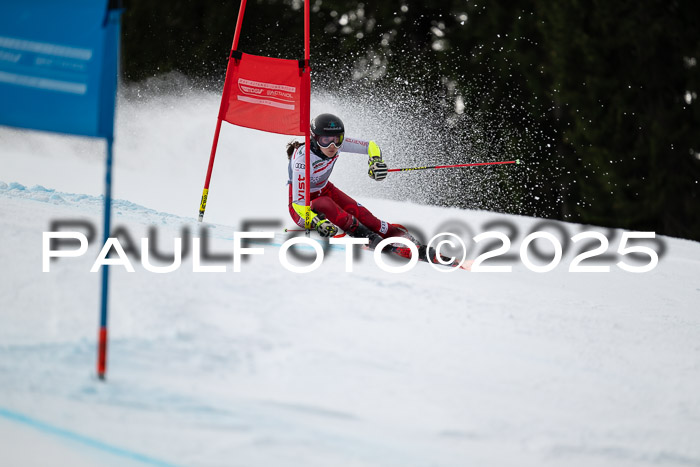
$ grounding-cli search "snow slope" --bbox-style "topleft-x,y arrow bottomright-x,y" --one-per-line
1,86 -> 699,467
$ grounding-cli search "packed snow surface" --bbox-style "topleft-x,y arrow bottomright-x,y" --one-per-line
1,90 -> 699,467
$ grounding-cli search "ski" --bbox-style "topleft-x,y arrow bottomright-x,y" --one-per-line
389,244 -> 472,270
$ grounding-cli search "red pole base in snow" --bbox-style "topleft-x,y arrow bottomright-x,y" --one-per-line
97,327 -> 108,380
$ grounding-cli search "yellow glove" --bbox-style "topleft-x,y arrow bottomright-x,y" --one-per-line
368,140 -> 388,181
291,203 -> 338,236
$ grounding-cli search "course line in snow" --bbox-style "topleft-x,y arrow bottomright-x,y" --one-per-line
0,407 -> 183,467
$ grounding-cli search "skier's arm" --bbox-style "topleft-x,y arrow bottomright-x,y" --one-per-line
341,137 -> 370,154
342,137 -> 387,181
367,140 -> 387,181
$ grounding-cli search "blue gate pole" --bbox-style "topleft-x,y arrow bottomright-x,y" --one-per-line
97,137 -> 114,380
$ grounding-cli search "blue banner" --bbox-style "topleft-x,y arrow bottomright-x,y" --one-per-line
0,0 -> 121,139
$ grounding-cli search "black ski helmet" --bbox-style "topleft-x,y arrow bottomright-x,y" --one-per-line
310,113 -> 345,149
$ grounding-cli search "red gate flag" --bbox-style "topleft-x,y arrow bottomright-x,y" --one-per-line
220,52 -> 307,136
198,0 -> 312,223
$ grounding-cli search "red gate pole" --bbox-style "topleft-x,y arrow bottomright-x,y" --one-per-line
303,0 -> 312,234
199,0 -> 248,222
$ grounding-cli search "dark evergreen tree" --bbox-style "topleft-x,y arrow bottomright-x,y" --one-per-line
537,1 -> 700,239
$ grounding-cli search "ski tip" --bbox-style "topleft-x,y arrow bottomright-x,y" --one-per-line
516,159 -> 521,165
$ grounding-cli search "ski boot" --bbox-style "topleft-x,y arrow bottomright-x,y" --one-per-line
387,224 -> 432,261
346,218 -> 383,249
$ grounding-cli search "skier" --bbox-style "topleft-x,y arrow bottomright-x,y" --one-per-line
287,113 -> 444,263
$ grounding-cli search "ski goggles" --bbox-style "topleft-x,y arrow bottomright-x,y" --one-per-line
315,134 -> 344,148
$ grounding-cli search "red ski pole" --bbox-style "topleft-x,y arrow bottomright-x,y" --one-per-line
387,159 -> 520,173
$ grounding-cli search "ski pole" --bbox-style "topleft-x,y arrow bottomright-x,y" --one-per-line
388,159 -> 520,173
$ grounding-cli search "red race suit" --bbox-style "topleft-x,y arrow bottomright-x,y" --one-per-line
287,138 -> 403,238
